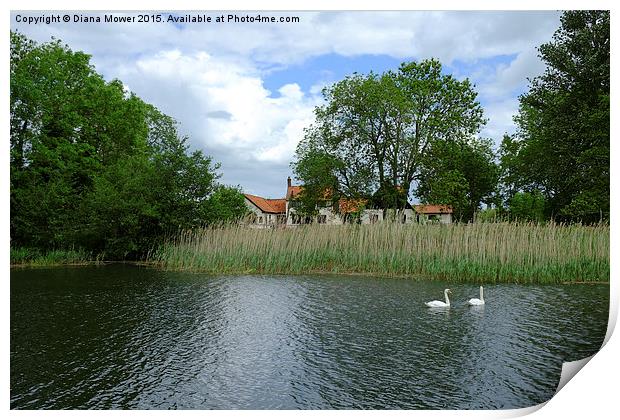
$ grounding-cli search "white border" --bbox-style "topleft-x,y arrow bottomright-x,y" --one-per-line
3,1 -> 617,419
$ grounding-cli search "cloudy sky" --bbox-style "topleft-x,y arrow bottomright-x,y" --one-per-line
11,10 -> 562,198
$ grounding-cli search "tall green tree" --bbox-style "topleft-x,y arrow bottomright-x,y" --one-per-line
295,72 -> 384,205
416,138 -> 499,221
201,186 -> 248,224
500,11 -> 609,223
293,59 -> 485,215
508,191 -> 546,223
290,142 -> 344,216
10,32 -> 148,248
76,107 -> 225,258
10,32 -> 246,258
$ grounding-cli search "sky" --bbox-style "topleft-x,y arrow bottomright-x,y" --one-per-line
10,10 -> 563,198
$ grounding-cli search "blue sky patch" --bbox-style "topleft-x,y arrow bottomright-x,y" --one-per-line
262,53 -> 410,97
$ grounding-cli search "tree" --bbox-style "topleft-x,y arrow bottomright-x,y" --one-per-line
77,108 -> 223,258
294,73 -> 382,208
500,11 -> 609,223
145,105 -> 221,230
508,191 -> 546,223
10,32 -> 148,248
10,32 -> 240,258
76,154 -> 160,257
201,186 -> 249,224
416,138 -> 499,221
290,145 -> 342,217
292,59 -> 485,215
418,170 -> 469,221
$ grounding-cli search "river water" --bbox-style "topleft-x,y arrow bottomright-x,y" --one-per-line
10,265 -> 608,409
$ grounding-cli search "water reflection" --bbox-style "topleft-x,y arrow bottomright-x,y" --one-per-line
10,267 -> 608,409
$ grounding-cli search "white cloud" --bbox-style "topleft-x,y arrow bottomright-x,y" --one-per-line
472,48 -> 549,146
480,98 -> 521,141
479,49 -> 546,99
118,50 -> 319,169
12,11 -> 561,67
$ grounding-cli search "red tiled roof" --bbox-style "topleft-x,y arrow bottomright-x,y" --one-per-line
287,185 -> 335,201
244,194 -> 286,214
266,198 -> 286,213
286,185 -> 303,199
286,183 -> 366,213
338,198 -> 368,213
414,204 -> 453,214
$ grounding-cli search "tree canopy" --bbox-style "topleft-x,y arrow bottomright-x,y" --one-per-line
416,137 -> 499,222
10,32 -> 247,258
292,59 -> 488,220
500,11 -> 609,223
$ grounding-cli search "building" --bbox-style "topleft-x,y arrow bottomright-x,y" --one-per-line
413,205 -> 453,224
243,194 -> 286,228
243,177 -> 453,227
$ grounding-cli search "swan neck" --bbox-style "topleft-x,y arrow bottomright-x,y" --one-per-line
480,286 -> 484,301
444,290 -> 450,305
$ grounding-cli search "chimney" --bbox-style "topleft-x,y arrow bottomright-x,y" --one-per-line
287,177 -> 292,187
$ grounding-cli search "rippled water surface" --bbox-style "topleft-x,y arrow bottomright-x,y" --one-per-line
11,265 -> 608,409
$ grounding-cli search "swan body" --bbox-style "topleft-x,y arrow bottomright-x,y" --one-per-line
468,286 -> 485,306
425,289 -> 451,308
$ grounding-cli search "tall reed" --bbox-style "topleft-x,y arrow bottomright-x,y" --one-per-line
150,222 -> 609,284
10,247 -> 96,267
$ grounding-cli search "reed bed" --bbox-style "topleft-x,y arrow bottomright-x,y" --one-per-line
10,247 -> 96,267
150,222 -> 609,284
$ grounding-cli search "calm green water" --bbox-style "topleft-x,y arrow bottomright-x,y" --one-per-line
11,265 -> 608,409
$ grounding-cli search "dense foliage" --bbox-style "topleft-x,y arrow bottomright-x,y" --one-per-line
508,191 -> 546,223
416,138 -> 499,222
10,32 -> 247,259
500,11 -> 609,223
292,59 -> 489,221
293,11 -> 609,225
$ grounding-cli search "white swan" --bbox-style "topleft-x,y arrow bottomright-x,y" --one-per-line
425,289 -> 451,308
468,286 -> 485,306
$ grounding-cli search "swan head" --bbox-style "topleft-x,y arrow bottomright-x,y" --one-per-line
444,288 -> 452,294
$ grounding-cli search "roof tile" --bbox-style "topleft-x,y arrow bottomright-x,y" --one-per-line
338,198 -> 367,213
414,204 -> 453,214
244,194 -> 286,214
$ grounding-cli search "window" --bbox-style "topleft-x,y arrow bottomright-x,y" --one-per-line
258,216 -> 263,224
370,214 -> 378,224
318,215 -> 327,224
428,215 -> 440,224
291,214 -> 313,224
343,213 -> 360,224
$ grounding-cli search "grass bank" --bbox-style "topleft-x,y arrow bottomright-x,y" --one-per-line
10,247 -> 98,267
150,222 -> 609,284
